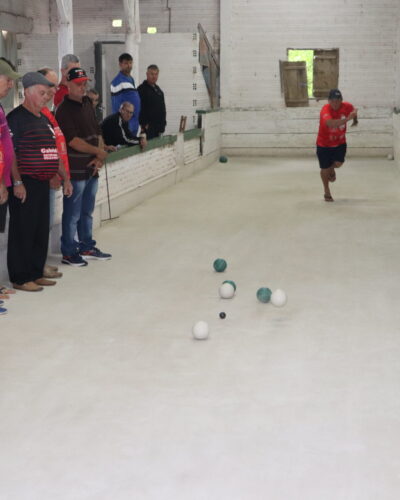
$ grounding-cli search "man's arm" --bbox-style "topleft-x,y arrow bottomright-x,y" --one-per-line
11,156 -> 26,203
326,109 -> 358,128
57,159 -> 73,197
68,137 -> 108,161
0,178 -> 7,205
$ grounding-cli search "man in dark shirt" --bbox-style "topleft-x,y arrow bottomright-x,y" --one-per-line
7,72 -> 72,291
138,65 -> 166,139
102,102 -> 147,148
56,67 -> 111,266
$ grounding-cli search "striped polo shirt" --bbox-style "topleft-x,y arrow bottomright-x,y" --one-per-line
7,105 -> 59,181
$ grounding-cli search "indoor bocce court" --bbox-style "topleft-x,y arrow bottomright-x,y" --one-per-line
1,1 -> 400,499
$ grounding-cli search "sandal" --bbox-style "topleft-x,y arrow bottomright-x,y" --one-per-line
324,194 -> 334,202
0,294 -> 9,300
0,285 -> 15,295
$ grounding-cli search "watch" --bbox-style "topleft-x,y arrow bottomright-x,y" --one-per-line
13,180 -> 23,187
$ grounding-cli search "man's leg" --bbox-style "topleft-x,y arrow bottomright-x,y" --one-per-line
31,181 -> 50,282
7,177 -> 43,284
61,179 -> 85,258
77,176 -> 98,252
320,168 -> 334,201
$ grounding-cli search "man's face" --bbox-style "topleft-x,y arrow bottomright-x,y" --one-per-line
119,59 -> 133,76
44,71 -> 58,102
146,69 -> 159,85
26,84 -> 50,110
329,98 -> 342,112
120,104 -> 134,122
0,75 -> 15,99
87,91 -> 99,109
68,80 -> 88,100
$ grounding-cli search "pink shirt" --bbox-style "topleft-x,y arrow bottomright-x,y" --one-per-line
0,104 -> 14,187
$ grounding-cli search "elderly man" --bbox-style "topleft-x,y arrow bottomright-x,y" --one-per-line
38,67 -> 72,279
87,88 -> 103,124
111,53 -> 141,134
0,58 -> 20,308
54,54 -> 80,108
7,72 -> 72,292
138,64 -> 167,139
316,89 -> 358,202
56,67 -> 111,266
101,102 -> 147,149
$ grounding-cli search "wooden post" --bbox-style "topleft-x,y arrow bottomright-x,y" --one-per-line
55,0 -> 74,72
123,0 -> 141,84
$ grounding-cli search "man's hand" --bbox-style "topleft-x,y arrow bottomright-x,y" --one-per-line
63,179 -> 73,198
348,109 -> 358,121
49,175 -> 62,190
14,184 -> 26,203
0,182 -> 8,205
96,148 -> 108,161
88,158 -> 104,177
104,145 -> 117,153
139,137 -> 147,150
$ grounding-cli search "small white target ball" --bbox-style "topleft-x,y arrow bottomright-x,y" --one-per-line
192,321 -> 209,340
271,289 -> 287,307
219,282 -> 235,299
387,153 -> 394,160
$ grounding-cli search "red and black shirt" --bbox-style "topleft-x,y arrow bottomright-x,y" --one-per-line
317,102 -> 354,148
7,105 -> 59,181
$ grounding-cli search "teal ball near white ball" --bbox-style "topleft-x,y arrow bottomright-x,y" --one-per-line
192,321 -> 209,340
271,289 -> 287,307
219,282 -> 235,299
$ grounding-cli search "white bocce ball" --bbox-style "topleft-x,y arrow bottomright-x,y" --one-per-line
192,321 -> 209,340
387,153 -> 394,160
270,289 -> 287,308
219,282 -> 235,299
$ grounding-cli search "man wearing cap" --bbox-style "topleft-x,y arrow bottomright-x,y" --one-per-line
0,57 -> 20,311
54,54 -> 80,108
56,67 -> 112,266
316,89 -> 358,202
7,72 -> 72,292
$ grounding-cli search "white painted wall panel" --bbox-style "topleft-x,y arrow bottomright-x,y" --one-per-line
221,0 -> 400,155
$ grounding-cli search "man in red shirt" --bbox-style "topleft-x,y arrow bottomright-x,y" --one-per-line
54,54 -> 80,108
316,89 -> 358,201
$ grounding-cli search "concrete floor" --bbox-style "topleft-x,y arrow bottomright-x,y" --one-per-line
1,157 -> 400,500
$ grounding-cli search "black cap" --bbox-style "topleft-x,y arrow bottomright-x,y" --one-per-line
67,67 -> 90,83
328,89 -> 343,100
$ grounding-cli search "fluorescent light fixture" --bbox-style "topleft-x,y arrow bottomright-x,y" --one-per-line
112,19 -> 123,28
2,30 -> 8,37
147,27 -> 157,34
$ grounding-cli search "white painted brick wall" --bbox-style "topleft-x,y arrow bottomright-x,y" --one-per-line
184,138 -> 201,164
221,0 -> 400,155
202,111 -> 221,156
96,144 -> 177,204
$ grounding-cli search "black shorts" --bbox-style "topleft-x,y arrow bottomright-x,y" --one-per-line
316,144 -> 347,169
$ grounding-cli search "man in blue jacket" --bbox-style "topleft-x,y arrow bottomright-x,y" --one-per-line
110,53 -> 141,135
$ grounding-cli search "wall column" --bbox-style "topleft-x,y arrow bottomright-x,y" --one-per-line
55,0 -> 74,71
123,0 -> 141,84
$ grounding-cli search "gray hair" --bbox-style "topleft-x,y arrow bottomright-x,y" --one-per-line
37,67 -> 55,76
61,54 -> 80,70
119,101 -> 134,111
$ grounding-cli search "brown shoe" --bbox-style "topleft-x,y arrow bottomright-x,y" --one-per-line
43,268 -> 63,279
44,264 -> 59,273
35,278 -> 57,286
13,281 -> 44,292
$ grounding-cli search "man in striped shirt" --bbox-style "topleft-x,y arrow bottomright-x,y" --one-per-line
7,72 -> 72,292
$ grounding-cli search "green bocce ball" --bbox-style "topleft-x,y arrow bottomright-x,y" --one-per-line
257,287 -> 272,303
213,258 -> 227,272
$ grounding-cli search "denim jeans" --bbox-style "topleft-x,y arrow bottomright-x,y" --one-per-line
61,177 -> 98,256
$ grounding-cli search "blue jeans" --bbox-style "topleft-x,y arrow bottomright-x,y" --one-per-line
61,177 -> 98,256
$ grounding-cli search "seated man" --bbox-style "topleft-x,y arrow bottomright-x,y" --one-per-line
101,102 -> 146,149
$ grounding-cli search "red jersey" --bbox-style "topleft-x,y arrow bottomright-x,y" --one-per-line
41,107 -> 70,177
317,102 -> 354,148
54,84 -> 68,108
